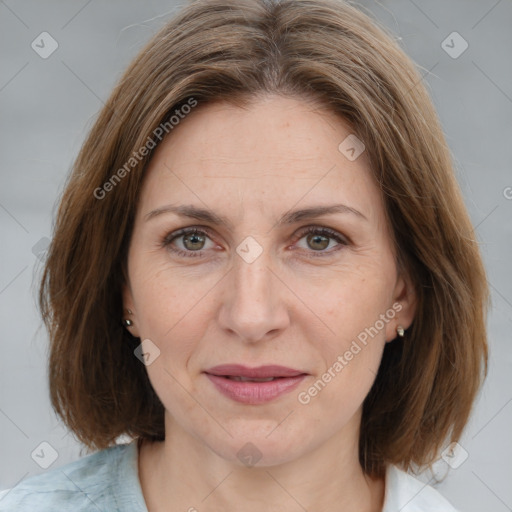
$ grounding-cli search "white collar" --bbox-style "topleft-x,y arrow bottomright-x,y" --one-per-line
382,463 -> 458,511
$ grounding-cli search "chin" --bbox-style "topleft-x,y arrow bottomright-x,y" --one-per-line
202,423 -> 317,468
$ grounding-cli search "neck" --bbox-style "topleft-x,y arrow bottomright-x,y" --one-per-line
138,417 -> 385,512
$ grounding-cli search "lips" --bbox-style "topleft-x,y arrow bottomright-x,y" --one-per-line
204,364 -> 308,404
205,364 -> 306,380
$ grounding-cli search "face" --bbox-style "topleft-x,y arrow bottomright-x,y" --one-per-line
123,95 -> 415,467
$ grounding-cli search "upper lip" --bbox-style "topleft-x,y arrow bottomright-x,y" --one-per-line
205,364 -> 307,378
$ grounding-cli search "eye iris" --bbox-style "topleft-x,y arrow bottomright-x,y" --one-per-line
307,233 -> 329,250
175,229 -> 337,254
183,232 -> 205,251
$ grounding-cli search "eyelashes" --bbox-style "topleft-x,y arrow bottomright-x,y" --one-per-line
162,227 -> 216,258
161,225 -> 350,259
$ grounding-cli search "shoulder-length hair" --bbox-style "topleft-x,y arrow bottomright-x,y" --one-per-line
40,0 -> 488,479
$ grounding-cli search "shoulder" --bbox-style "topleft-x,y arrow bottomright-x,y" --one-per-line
383,464 -> 459,512
0,442 -> 145,512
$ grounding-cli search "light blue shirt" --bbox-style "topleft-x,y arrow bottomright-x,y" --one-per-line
0,441 -> 458,511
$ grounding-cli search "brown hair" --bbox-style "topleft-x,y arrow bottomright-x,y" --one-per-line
39,0 -> 488,479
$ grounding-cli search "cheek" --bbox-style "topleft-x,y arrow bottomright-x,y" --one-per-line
303,261 -> 394,335
129,262 -> 212,375
130,253 -> 208,334
299,260 -> 395,381
296,280 -> 390,421
133,275 -> 210,413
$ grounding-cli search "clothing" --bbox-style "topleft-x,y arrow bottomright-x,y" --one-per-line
0,441 -> 458,511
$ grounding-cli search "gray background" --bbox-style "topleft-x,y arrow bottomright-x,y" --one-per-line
0,0 -> 511,510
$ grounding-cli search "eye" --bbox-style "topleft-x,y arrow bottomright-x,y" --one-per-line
292,226 -> 349,257
162,225 -> 349,259
162,227 -> 216,258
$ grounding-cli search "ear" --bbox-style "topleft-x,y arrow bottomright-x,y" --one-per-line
122,280 -> 141,338
385,270 -> 417,342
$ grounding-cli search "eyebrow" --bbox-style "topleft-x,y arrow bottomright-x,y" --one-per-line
144,203 -> 367,228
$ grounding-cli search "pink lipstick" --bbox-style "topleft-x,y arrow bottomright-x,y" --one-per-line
204,364 -> 308,404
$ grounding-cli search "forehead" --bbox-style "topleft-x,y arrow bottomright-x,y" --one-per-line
138,95 -> 383,224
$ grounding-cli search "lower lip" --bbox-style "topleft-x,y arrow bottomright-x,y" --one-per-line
205,374 -> 307,404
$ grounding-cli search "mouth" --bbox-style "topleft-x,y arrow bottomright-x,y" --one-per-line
204,364 -> 308,404
221,376 -> 282,382
205,364 -> 307,379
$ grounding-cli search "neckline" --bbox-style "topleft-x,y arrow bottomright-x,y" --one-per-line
125,440 -> 395,512
115,441 -> 149,511
123,441 -> 454,511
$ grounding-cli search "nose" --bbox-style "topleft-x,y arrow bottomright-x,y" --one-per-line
217,247 -> 290,343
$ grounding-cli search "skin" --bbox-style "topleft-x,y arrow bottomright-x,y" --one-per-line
123,94 -> 416,512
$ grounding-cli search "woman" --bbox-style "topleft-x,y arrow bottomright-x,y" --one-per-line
0,0 -> 488,510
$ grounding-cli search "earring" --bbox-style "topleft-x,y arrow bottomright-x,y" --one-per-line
123,309 -> 133,327
397,325 -> 405,337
